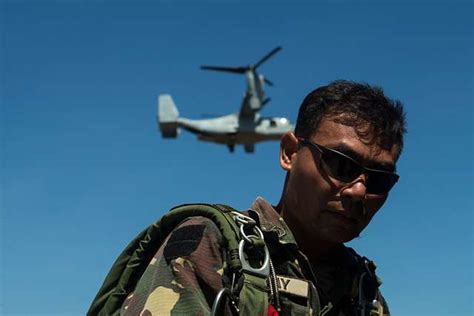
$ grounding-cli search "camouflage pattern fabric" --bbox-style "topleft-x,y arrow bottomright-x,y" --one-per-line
121,216 -> 228,315
120,197 -> 390,316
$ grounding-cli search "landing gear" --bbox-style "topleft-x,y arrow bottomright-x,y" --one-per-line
244,144 -> 255,153
227,144 -> 235,153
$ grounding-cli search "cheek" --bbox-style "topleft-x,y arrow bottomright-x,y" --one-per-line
289,159 -> 333,208
364,195 -> 388,221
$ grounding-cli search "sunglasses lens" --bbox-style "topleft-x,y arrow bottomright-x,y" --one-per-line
366,172 -> 399,194
321,147 -> 398,194
302,139 -> 399,194
321,150 -> 362,182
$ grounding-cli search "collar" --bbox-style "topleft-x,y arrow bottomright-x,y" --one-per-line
249,197 -> 360,268
248,197 -> 298,247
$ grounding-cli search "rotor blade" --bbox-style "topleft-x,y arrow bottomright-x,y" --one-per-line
264,78 -> 274,86
200,65 -> 247,74
253,46 -> 282,69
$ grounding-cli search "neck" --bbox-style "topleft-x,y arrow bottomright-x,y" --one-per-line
275,199 -> 341,263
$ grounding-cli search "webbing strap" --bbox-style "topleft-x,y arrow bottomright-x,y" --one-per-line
238,272 -> 269,315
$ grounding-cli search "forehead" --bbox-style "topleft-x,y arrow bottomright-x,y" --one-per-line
311,117 -> 399,169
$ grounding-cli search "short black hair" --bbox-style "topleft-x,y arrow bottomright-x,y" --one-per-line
295,80 -> 407,157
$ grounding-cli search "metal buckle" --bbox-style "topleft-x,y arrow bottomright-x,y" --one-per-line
238,237 -> 270,277
233,212 -> 257,226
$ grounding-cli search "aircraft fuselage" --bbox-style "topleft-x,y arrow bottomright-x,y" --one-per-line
177,114 -> 292,145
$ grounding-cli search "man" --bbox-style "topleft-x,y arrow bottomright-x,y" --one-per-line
115,80 -> 406,315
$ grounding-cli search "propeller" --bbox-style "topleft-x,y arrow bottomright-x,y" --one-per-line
264,78 -> 274,86
200,65 -> 247,74
253,46 -> 282,70
200,46 -> 282,86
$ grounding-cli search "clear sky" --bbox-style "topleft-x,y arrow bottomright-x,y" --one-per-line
1,1 -> 473,315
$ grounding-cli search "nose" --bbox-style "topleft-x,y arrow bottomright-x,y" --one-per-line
340,175 -> 367,201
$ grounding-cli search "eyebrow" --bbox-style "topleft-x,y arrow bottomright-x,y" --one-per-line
330,143 -> 396,172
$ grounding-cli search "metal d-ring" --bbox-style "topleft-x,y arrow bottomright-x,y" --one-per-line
232,212 -> 270,277
211,287 -> 231,316
238,237 -> 270,278
240,222 -> 264,244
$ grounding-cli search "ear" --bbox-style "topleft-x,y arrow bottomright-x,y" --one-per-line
279,132 -> 299,171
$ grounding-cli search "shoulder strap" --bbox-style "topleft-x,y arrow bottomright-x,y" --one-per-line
353,255 -> 385,316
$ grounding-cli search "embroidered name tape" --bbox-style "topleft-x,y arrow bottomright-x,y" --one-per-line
275,275 -> 309,298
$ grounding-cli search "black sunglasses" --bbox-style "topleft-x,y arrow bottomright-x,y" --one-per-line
298,138 -> 399,194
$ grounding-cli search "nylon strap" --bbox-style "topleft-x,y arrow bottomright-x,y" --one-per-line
238,272 -> 269,315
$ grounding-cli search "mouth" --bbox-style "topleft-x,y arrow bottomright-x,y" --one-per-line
324,209 -> 359,226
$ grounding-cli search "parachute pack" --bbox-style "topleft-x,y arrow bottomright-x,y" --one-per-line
88,204 -> 270,315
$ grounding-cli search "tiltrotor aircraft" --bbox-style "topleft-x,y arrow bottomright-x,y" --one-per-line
157,46 -> 293,153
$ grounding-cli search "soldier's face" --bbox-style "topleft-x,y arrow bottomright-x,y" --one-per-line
279,117 -> 399,244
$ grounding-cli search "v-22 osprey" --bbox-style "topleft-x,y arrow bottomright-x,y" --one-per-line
157,46 -> 293,153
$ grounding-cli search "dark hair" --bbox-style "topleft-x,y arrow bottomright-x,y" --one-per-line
295,80 -> 407,157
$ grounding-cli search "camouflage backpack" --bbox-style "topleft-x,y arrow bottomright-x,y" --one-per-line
88,203 -> 270,316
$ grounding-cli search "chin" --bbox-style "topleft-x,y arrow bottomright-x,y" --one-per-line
322,227 -> 359,244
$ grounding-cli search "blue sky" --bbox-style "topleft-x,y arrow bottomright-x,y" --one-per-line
1,1 -> 473,315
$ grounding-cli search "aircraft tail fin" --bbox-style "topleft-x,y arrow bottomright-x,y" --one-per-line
157,94 -> 180,138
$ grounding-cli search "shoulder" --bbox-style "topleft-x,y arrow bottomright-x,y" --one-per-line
121,216 -> 228,315
162,216 -> 225,262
